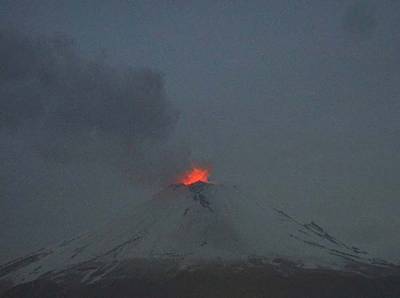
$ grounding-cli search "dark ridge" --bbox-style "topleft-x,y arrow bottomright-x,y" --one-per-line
275,207 -> 369,258
102,236 -> 143,258
0,251 -> 52,278
192,193 -> 213,211
2,262 -> 400,298
70,244 -> 90,259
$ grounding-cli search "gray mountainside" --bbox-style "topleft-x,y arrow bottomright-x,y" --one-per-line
0,182 -> 395,287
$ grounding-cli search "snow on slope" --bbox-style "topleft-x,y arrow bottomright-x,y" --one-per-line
0,182 -> 392,285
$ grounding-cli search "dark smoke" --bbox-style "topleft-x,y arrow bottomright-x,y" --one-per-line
0,28 -> 189,259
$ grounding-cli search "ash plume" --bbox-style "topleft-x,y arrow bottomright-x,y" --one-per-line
0,28 -> 188,259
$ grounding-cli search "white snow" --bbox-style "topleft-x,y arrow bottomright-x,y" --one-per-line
0,182 -> 380,285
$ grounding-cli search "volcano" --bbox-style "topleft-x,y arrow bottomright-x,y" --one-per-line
1,181 -> 399,297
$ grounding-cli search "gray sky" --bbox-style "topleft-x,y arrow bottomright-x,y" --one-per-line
1,0 -> 400,262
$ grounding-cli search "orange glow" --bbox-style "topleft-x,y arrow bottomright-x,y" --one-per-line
178,167 -> 210,186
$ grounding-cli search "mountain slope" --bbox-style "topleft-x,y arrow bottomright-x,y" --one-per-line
0,182 -> 396,289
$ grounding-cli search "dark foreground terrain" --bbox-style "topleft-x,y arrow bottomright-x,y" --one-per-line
2,261 -> 400,298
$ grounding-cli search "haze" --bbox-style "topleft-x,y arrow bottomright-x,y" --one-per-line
1,0 -> 399,264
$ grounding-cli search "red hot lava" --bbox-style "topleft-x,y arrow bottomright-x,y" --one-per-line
178,167 -> 210,186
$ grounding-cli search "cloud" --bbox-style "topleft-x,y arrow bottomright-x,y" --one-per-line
342,2 -> 377,42
0,28 -> 191,259
0,28 -> 176,136
0,28 -> 182,178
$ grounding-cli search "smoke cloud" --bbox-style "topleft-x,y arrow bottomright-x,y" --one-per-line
0,28 -> 189,259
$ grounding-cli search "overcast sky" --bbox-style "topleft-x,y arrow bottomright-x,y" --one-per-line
1,0 -> 400,262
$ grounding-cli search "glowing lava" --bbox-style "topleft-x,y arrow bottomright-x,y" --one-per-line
178,167 -> 210,186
